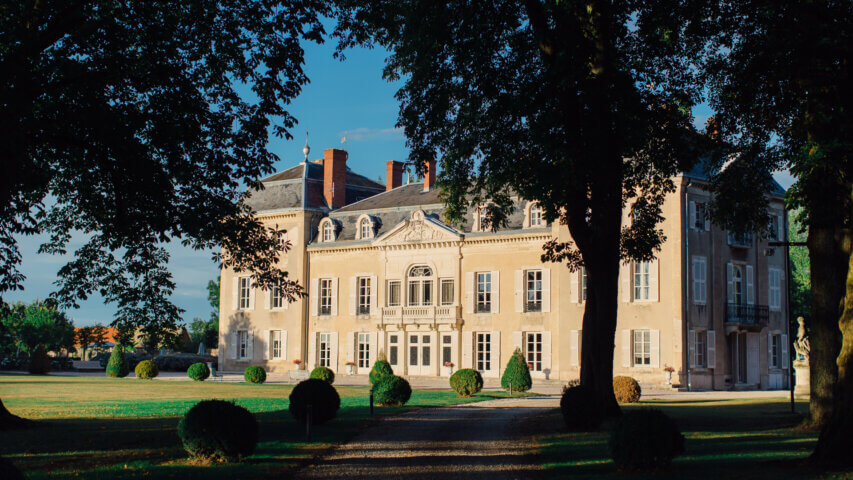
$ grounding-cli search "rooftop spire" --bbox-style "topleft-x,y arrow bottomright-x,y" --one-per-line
302,129 -> 310,164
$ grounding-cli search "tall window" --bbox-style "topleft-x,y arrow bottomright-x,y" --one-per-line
526,332 -> 543,372
319,279 -> 333,315
238,330 -> 249,359
526,270 -> 542,312
694,202 -> 707,230
407,265 -> 433,306
478,207 -> 489,231
529,203 -> 543,227
387,280 -> 401,307
769,268 -> 782,310
360,218 -> 372,239
271,282 -> 284,309
322,221 -> 334,242
238,277 -> 251,310
695,330 -> 706,367
440,279 -> 454,306
271,330 -> 282,359
476,272 -> 492,313
388,334 -> 399,365
357,333 -> 370,369
633,329 -> 651,366
358,277 -> 371,315
771,334 -> 781,368
768,215 -> 779,240
692,257 -> 707,304
318,333 -> 331,367
476,333 -> 491,371
442,335 -> 452,365
582,268 -> 588,302
633,262 -> 651,301
732,266 -> 744,305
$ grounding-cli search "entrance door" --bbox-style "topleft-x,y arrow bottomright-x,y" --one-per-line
408,333 -> 432,375
730,332 -> 748,384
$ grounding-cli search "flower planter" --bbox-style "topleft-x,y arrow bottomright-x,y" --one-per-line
665,370 -> 673,384
347,364 -> 355,375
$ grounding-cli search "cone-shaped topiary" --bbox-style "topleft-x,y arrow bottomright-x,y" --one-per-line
449,368 -> 483,397
613,376 -> 641,403
28,344 -> 51,374
373,375 -> 412,406
177,399 -> 258,462
289,378 -> 341,425
369,360 -> 393,385
610,409 -> 685,470
134,360 -> 159,379
501,348 -> 532,392
187,362 -> 210,381
244,366 -> 266,384
105,345 -> 130,378
310,366 -> 335,384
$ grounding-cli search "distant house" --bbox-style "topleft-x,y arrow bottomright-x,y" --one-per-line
73,327 -> 119,360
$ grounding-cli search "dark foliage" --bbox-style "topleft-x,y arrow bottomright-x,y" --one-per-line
134,359 -> 159,379
288,378 -> 341,425
613,376 -> 641,403
610,409 -> 684,470
177,399 -> 258,462
244,366 -> 267,384
501,348 -> 532,392
105,345 -> 130,378
310,366 -> 335,384
28,344 -> 50,374
0,399 -> 31,431
153,353 -> 217,372
449,368 -> 483,397
0,456 -> 25,480
187,362 -> 211,381
560,385 -> 603,431
369,360 -> 394,385
373,375 -> 412,406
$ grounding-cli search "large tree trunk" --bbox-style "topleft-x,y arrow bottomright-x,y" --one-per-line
804,225 -> 847,428
812,228 -> 853,465
0,398 -> 29,430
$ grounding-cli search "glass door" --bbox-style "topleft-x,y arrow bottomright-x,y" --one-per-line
408,334 -> 432,375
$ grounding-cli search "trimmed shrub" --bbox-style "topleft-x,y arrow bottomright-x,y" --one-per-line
244,366 -> 266,384
449,368 -> 483,397
153,353 -> 217,372
187,362 -> 210,381
134,360 -> 159,379
0,456 -> 25,480
501,348 -> 532,392
28,344 -> 51,374
105,345 -> 130,378
177,399 -> 258,462
373,375 -> 412,406
610,409 -> 685,470
560,385 -> 603,431
369,360 -> 394,385
310,366 -> 335,384
613,376 -> 641,403
288,378 -> 341,425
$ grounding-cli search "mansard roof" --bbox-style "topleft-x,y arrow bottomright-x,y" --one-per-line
682,156 -> 786,196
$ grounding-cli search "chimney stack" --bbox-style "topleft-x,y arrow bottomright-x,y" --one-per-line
423,160 -> 436,192
323,148 -> 347,209
386,160 -> 403,191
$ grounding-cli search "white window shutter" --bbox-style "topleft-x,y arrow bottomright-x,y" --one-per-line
726,262 -> 734,303
621,264 -> 631,303
232,277 -> 239,310
331,277 -> 339,316
688,329 -> 696,368
330,332 -> 339,371
308,332 -> 317,369
349,277 -> 357,315
346,331 -> 355,363
310,278 -> 319,316
491,270 -> 500,313
229,331 -> 237,359
464,272 -> 475,313
649,259 -> 659,302
281,330 -> 288,360
542,331 -> 552,373
689,201 -> 696,230
370,275 -> 378,313
263,330 -> 270,360
651,329 -> 661,368
248,283 -> 256,310
491,331 -> 501,374
746,265 -> 755,305
622,330 -> 631,367
512,331 -> 522,352
781,334 -> 789,368
707,330 -> 716,368
570,269 -> 579,303
514,270 -> 524,313
368,332 -> 377,367
570,330 -> 580,367
246,330 -> 254,360
462,331 -> 473,368
541,268 -> 551,312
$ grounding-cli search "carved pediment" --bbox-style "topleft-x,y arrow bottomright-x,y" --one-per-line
373,209 -> 462,246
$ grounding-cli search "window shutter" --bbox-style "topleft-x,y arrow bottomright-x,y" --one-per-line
707,331 -> 716,368
622,330 -> 631,367
330,332 -> 339,371
746,265 -> 755,305
781,334 -> 789,368
308,332 -> 317,369
512,331 -> 522,351
570,330 -> 580,367
570,269 -> 579,303
263,330 -> 270,360
621,264 -> 631,303
232,277 -> 239,310
229,331 -> 237,359
331,278 -> 339,316
246,330 -> 254,360
649,259 -> 659,302
464,272 -> 475,314
514,270 -> 524,312
688,329 -> 696,368
541,268 -> 551,312
726,262 -> 733,303
346,331 -> 355,363
368,332 -> 377,367
491,270 -> 500,313
542,331 -> 552,374
370,275 -> 378,313
691,258 -> 699,303
248,283 -> 256,310
651,329 -> 661,368
310,278 -> 319,316
349,277 -> 357,316
264,289 -> 271,310
689,201 -> 696,230
462,331 -> 473,368
490,331 -> 501,375
281,330 -> 288,360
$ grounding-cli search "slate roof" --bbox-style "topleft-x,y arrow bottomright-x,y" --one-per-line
682,156 -> 786,196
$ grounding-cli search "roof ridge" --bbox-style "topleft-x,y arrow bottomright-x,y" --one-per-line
334,182 -> 428,212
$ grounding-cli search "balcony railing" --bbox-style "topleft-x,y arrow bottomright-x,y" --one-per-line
725,303 -> 769,326
379,305 -> 460,325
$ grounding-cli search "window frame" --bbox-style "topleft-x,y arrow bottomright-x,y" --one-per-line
633,261 -> 651,301
238,330 -> 249,360
525,332 -> 543,372
476,272 -> 492,313
440,279 -> 454,306
476,332 -> 491,371
357,333 -> 370,369
359,217 -> 373,240
771,334 -> 781,368
694,202 -> 707,230
407,265 -> 434,307
387,280 -> 401,307
321,220 -> 335,242
692,256 -> 707,305
319,278 -> 333,315
318,332 -> 331,367
695,330 -> 707,368
632,329 -> 651,366
769,268 -> 782,311
238,277 -> 251,310
357,277 -> 371,315
271,330 -> 282,359
525,269 -> 542,312
529,203 -> 543,227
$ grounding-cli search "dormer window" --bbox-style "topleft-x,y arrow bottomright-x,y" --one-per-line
478,206 -> 489,232
320,220 -> 335,242
529,203 -> 543,227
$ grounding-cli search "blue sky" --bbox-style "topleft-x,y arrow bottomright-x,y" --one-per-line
8,37 -> 796,327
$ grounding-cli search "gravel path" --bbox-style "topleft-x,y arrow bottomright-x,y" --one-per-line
293,395 -> 558,480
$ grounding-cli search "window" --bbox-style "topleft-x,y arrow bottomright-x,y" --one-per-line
771,334 -> 781,368
633,262 -> 651,301
526,332 -> 543,372
727,231 -> 753,247
768,215 -> 779,240
526,270 -> 542,312
692,257 -> 707,304
478,206 -> 489,231
388,334 -> 399,365
318,333 -> 331,367
695,330 -> 706,367
387,281 -> 401,307
271,330 -> 283,359
321,220 -> 334,242
442,335 -> 452,365
358,277 -> 371,315
319,279 -> 333,315
440,279 -> 454,306
476,333 -> 491,371
694,202 -> 707,230
238,277 -> 251,310
769,268 -> 782,311
582,268 -> 588,302
407,265 -> 433,306
529,203 -> 543,227
633,329 -> 651,366
271,282 -> 284,309
476,272 -> 492,313
357,333 -> 370,369
238,330 -> 249,359
360,218 -> 372,239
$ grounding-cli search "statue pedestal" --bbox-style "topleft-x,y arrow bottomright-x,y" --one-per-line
794,361 -> 810,397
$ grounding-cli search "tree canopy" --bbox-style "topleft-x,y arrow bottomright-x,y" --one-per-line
0,300 -> 75,353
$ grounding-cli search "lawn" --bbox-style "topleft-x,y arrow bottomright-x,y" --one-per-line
536,397 -> 853,480
0,374 -> 507,479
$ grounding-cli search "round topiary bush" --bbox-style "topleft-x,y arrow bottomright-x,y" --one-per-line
613,376 -> 641,403
187,362 -> 210,381
105,345 -> 130,378
560,385 -> 603,431
610,409 -> 685,470
134,360 -> 159,379
501,348 -> 532,392
373,375 -> 412,406
177,399 -> 258,462
28,344 -> 51,375
244,366 -> 266,384
449,368 -> 483,397
288,378 -> 341,425
310,366 -> 335,384
369,360 -> 394,385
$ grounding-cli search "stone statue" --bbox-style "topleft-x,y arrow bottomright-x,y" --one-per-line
793,316 -> 810,361
793,316 -> 810,397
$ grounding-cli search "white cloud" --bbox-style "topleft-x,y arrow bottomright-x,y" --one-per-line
339,127 -> 404,142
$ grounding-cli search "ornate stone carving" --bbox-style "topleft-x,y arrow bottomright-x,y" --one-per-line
793,316 -> 810,362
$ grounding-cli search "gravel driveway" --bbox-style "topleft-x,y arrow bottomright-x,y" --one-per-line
293,395 -> 558,480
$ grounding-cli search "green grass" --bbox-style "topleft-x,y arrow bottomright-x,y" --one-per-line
0,374 -> 501,479
537,397 -> 853,480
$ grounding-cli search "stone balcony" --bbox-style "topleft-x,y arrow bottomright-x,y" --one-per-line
377,305 -> 461,327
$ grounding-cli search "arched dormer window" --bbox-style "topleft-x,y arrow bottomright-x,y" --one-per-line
356,214 -> 376,240
475,205 -> 491,232
529,203 -> 543,227
319,219 -> 335,242
407,265 -> 434,306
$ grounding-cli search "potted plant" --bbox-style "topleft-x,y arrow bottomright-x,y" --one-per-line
346,361 -> 356,375
663,364 -> 675,384
443,361 -> 454,375
293,359 -> 304,370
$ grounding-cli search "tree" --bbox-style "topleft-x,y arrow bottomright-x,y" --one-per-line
76,326 -> 94,360
0,300 -> 75,353
336,1 -> 707,417
788,210 -> 810,326
700,1 -> 852,447
207,278 -> 221,324
189,317 -> 217,350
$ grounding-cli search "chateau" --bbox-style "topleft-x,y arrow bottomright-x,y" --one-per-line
218,146 -> 790,390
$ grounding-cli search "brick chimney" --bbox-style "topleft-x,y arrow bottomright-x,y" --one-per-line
386,161 -> 403,191
323,148 -> 347,209
423,160 -> 436,192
